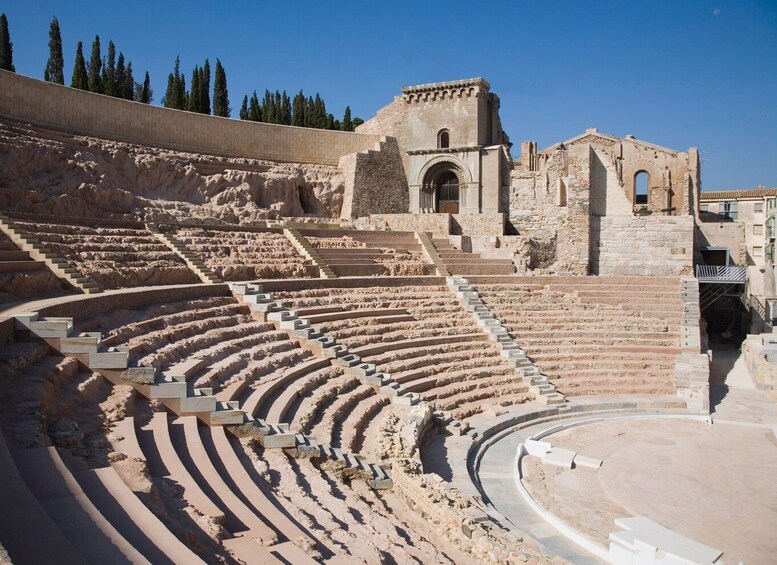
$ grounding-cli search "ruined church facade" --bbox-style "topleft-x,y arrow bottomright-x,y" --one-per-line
359,78 -> 701,276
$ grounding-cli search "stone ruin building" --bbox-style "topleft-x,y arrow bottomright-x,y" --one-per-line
0,69 -> 775,565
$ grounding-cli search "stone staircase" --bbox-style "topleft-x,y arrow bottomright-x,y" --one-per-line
284,228 -> 336,279
146,224 -> 222,284
10,311 -> 243,425
0,213 -> 101,294
446,276 -> 565,405
415,232 -> 450,276
432,238 -> 516,275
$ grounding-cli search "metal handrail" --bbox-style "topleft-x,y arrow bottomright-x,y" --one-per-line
695,265 -> 747,283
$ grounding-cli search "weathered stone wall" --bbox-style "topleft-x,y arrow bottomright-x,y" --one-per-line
591,215 -> 694,276
675,277 -> 711,412
743,335 -> 777,391
355,213 -> 451,235
338,137 -> 409,219
356,95 -> 409,173
564,130 -> 699,215
0,70 -> 381,166
451,213 -> 504,236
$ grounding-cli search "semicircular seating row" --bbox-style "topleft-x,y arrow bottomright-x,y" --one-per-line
469,275 -> 683,396
0,292 -> 475,563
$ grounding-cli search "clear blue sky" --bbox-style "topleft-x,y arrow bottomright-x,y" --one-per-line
2,0 -> 776,190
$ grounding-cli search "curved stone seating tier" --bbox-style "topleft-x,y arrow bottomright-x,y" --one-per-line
303,230 -> 433,277
472,277 -> 682,397
12,445 -> 152,564
271,283 -> 532,418
88,295 -> 321,402
254,448 -> 458,563
134,412 -> 322,562
172,227 -> 316,280
97,296 -> 238,346
14,221 -> 199,288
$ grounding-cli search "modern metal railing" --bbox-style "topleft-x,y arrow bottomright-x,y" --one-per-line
695,265 -> 747,284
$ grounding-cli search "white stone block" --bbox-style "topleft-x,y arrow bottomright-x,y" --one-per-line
524,439 -> 551,457
543,448 -> 576,469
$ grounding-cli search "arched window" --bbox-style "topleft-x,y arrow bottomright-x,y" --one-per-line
634,171 -> 649,205
438,129 -> 450,149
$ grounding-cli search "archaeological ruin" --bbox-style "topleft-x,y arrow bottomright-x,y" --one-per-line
1,69 -> 775,565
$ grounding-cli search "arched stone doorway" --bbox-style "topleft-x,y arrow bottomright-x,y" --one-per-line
421,164 -> 462,213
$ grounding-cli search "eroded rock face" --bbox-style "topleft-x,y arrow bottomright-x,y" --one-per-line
374,404 -> 433,460
0,119 -> 345,222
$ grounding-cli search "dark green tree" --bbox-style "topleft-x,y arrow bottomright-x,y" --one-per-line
122,61 -> 134,100
188,65 -> 201,112
201,59 -> 211,114
304,95 -> 314,127
353,117 -> 364,128
44,16 -> 64,84
114,52 -> 125,98
325,113 -> 335,130
291,90 -> 305,126
239,95 -> 249,120
162,56 -> 186,109
249,91 -> 261,121
262,90 -> 274,123
274,91 -> 281,123
70,41 -> 88,90
0,13 -> 15,72
213,59 -> 230,117
87,35 -> 102,93
280,91 -> 291,125
139,71 -> 152,103
102,40 -> 116,96
342,106 -> 353,131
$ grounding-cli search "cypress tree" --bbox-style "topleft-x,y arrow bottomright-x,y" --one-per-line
304,96 -> 314,127
179,74 -> 187,110
201,59 -> 211,114
162,73 -> 175,107
292,90 -> 305,126
70,41 -> 88,90
326,113 -> 335,130
122,61 -> 134,100
115,53 -> 125,98
44,16 -> 64,84
314,94 -> 326,129
249,91 -> 261,121
262,90 -> 274,123
102,40 -> 116,96
342,106 -> 353,131
188,65 -> 201,112
0,13 -> 15,72
239,96 -> 249,120
213,59 -> 230,117
272,90 -> 281,124
279,91 -> 291,125
163,56 -> 187,109
333,119 -> 341,131
140,71 -> 151,103
87,35 -> 102,93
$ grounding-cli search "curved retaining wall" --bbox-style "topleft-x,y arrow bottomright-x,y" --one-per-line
0,70 -> 382,165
